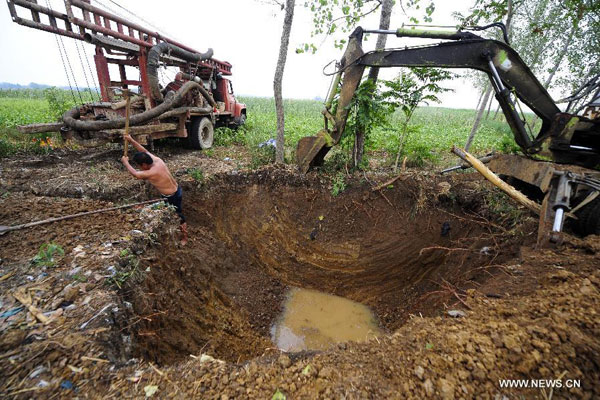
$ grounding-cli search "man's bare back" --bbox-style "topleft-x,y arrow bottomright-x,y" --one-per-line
120,137 -> 177,195
120,134 -> 188,245
138,154 -> 178,195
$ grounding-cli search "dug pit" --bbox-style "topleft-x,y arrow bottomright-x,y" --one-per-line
119,170 -> 528,365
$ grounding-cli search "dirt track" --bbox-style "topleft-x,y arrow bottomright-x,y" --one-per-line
0,148 -> 599,399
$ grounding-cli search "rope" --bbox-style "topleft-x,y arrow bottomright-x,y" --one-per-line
44,0 -> 83,104
82,45 -> 101,101
45,0 -> 77,104
74,39 -> 95,102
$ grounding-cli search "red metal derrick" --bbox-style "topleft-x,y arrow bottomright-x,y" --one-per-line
7,0 -> 231,103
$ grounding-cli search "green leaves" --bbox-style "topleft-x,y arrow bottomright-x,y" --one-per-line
300,0 -> 384,53
32,243 -> 65,268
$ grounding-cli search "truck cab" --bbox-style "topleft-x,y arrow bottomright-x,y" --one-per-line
214,76 -> 246,127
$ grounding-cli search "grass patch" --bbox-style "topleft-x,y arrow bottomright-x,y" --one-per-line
0,89 -> 525,167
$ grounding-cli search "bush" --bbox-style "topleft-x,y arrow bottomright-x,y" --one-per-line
214,126 -> 247,146
250,145 -> 276,169
0,138 -> 17,158
187,168 -> 204,182
404,142 -> 440,167
331,172 -> 347,196
32,243 -> 64,267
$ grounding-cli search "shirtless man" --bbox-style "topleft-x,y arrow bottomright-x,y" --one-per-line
121,135 -> 188,245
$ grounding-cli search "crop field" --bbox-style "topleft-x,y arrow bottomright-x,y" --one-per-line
0,89 -> 518,165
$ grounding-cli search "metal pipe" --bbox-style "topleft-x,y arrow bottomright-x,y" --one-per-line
63,81 -> 203,131
69,16 -> 154,49
70,0 -> 161,46
552,207 -> 565,232
325,71 -> 342,111
70,0 -> 208,55
487,59 -> 506,91
569,145 -> 596,151
147,42 -> 214,102
11,0 -> 71,22
394,27 -> 481,41
11,17 -> 83,40
84,33 -> 139,53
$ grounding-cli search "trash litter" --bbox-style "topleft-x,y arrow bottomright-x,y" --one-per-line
447,310 -> 467,318
144,385 -> 159,397
258,138 -> 277,148
0,306 -> 24,318
60,380 -> 74,390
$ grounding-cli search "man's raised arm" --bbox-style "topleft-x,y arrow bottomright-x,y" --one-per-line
124,134 -> 148,153
121,156 -> 152,180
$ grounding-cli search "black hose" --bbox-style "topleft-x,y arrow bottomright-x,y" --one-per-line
63,81 -> 204,131
147,42 -> 214,102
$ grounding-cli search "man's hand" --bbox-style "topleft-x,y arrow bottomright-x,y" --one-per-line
123,134 -> 148,153
121,155 -> 129,164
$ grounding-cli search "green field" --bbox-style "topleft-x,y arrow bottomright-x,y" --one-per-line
0,89 -> 519,165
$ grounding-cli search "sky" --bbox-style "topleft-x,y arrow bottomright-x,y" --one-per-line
0,0 -> 486,108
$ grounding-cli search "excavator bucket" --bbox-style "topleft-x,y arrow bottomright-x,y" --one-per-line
296,130 -> 333,173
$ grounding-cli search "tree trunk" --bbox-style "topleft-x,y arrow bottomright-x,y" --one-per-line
273,0 -> 295,164
352,0 -> 393,168
529,26 -> 575,126
465,86 -> 492,151
485,94 -> 494,119
466,0 -> 512,150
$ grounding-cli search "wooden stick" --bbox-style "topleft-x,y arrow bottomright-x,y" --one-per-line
13,290 -> 49,324
371,174 -> 406,192
123,89 -> 131,157
17,122 -> 64,134
452,146 -> 541,214
0,199 -> 161,235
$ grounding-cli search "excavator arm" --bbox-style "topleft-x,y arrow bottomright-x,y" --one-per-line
297,27 -> 600,172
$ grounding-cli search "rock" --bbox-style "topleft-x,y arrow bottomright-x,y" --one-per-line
318,366 -> 334,379
580,279 -> 598,295
447,310 -> 467,318
502,335 -> 521,352
51,297 -> 65,310
423,379 -> 434,396
438,378 -> 455,400
549,270 -> 573,282
278,354 -> 291,368
63,284 -> 80,303
0,329 -> 26,351
414,366 -> 425,380
516,356 -> 536,374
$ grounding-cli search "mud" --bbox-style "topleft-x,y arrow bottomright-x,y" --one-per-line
0,148 -> 599,399
271,288 -> 383,352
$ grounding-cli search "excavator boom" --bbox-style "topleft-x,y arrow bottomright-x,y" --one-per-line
297,27 -> 600,173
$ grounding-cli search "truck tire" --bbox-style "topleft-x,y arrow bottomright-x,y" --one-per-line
188,117 -> 214,150
234,113 -> 246,128
574,197 -> 600,236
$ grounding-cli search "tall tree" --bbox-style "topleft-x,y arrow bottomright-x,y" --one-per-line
464,0 -> 514,151
273,0 -> 296,163
352,0 -> 394,168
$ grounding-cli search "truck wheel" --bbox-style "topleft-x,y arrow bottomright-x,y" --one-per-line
188,117 -> 214,150
574,197 -> 600,235
234,113 -> 246,128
